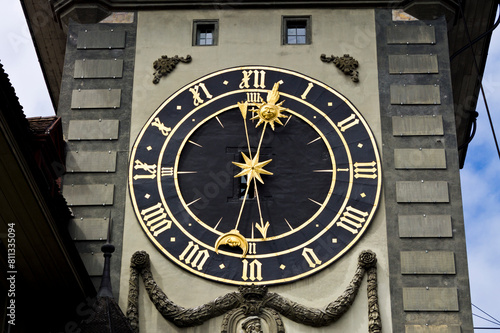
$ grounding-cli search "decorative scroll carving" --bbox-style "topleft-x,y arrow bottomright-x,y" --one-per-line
320,54 -> 360,82
152,55 -> 192,84
126,250 -> 380,333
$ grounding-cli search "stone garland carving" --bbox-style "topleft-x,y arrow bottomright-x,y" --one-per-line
367,263 -> 381,333
320,54 -> 360,82
152,55 -> 192,84
126,250 -> 381,333
125,254 -> 141,332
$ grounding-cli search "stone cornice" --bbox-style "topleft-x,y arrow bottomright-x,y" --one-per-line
53,0 -> 462,28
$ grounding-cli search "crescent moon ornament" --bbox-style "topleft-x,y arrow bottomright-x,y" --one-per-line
215,229 -> 249,258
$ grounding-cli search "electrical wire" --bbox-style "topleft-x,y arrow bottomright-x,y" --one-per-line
456,0 -> 500,160
472,303 -> 500,330
458,111 -> 478,150
474,313 -> 500,327
473,304 -> 500,325
450,9 -> 500,60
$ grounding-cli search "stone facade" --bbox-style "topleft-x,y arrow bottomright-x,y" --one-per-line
57,5 -> 473,332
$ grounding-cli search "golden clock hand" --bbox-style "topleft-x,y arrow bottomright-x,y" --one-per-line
216,99 -> 274,257
214,104 -> 255,258
232,101 -> 259,231
253,122 -> 268,170
232,114 -> 271,230
253,177 -> 270,239
233,122 -> 270,229
215,104 -> 271,257
238,101 -> 253,159
251,121 -> 271,238
232,106 -> 273,184
214,173 -> 251,258
234,180 -> 252,231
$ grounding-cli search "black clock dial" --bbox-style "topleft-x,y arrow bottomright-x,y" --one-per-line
129,66 -> 382,285
175,108 -> 334,239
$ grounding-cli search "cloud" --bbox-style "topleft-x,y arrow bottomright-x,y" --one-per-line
0,2 -> 53,117
460,25 -> 500,327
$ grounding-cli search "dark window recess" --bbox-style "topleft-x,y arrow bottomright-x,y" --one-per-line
283,17 -> 311,45
197,25 -> 214,45
287,22 -> 306,44
193,21 -> 218,46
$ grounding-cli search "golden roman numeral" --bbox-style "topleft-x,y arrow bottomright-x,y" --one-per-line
239,70 -> 266,89
302,247 -> 322,268
189,82 -> 213,106
337,114 -> 360,132
133,160 -> 157,180
151,117 -> 171,136
337,206 -> 369,234
301,82 -> 314,99
241,259 -> 263,281
161,167 -> 173,177
246,92 -> 262,103
248,242 -> 257,255
354,161 -> 377,179
179,241 -> 209,270
140,202 -> 172,236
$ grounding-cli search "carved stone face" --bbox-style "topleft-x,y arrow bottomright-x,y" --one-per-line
241,316 -> 263,333
244,322 -> 262,333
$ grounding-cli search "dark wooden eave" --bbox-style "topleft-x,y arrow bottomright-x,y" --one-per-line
0,63 -> 95,331
447,1 -> 498,167
20,0 -> 498,166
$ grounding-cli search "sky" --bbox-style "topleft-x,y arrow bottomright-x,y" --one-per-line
0,1 -> 499,330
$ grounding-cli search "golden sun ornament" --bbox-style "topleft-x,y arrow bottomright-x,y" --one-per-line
251,82 -> 289,130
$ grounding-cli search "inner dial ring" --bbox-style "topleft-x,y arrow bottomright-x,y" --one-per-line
173,104 -> 337,242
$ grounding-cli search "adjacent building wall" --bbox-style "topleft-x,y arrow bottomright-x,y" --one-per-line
376,9 -> 473,333
58,14 -> 137,297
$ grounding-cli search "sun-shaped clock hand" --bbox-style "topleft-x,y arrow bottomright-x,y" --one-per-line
250,82 -> 289,130
234,82 -> 290,187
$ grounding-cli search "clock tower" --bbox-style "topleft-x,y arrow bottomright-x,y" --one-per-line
36,1 -> 497,332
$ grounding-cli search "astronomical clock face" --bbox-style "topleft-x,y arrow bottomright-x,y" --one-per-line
129,66 -> 382,285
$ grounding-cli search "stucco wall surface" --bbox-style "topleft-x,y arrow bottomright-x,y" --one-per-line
120,8 -> 390,332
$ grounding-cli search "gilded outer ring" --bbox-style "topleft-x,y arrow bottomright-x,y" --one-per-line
128,65 -> 382,285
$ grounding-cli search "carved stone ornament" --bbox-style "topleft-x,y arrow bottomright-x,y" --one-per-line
126,250 -> 381,333
241,316 -> 263,333
152,54 -> 192,84
320,54 -> 360,82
